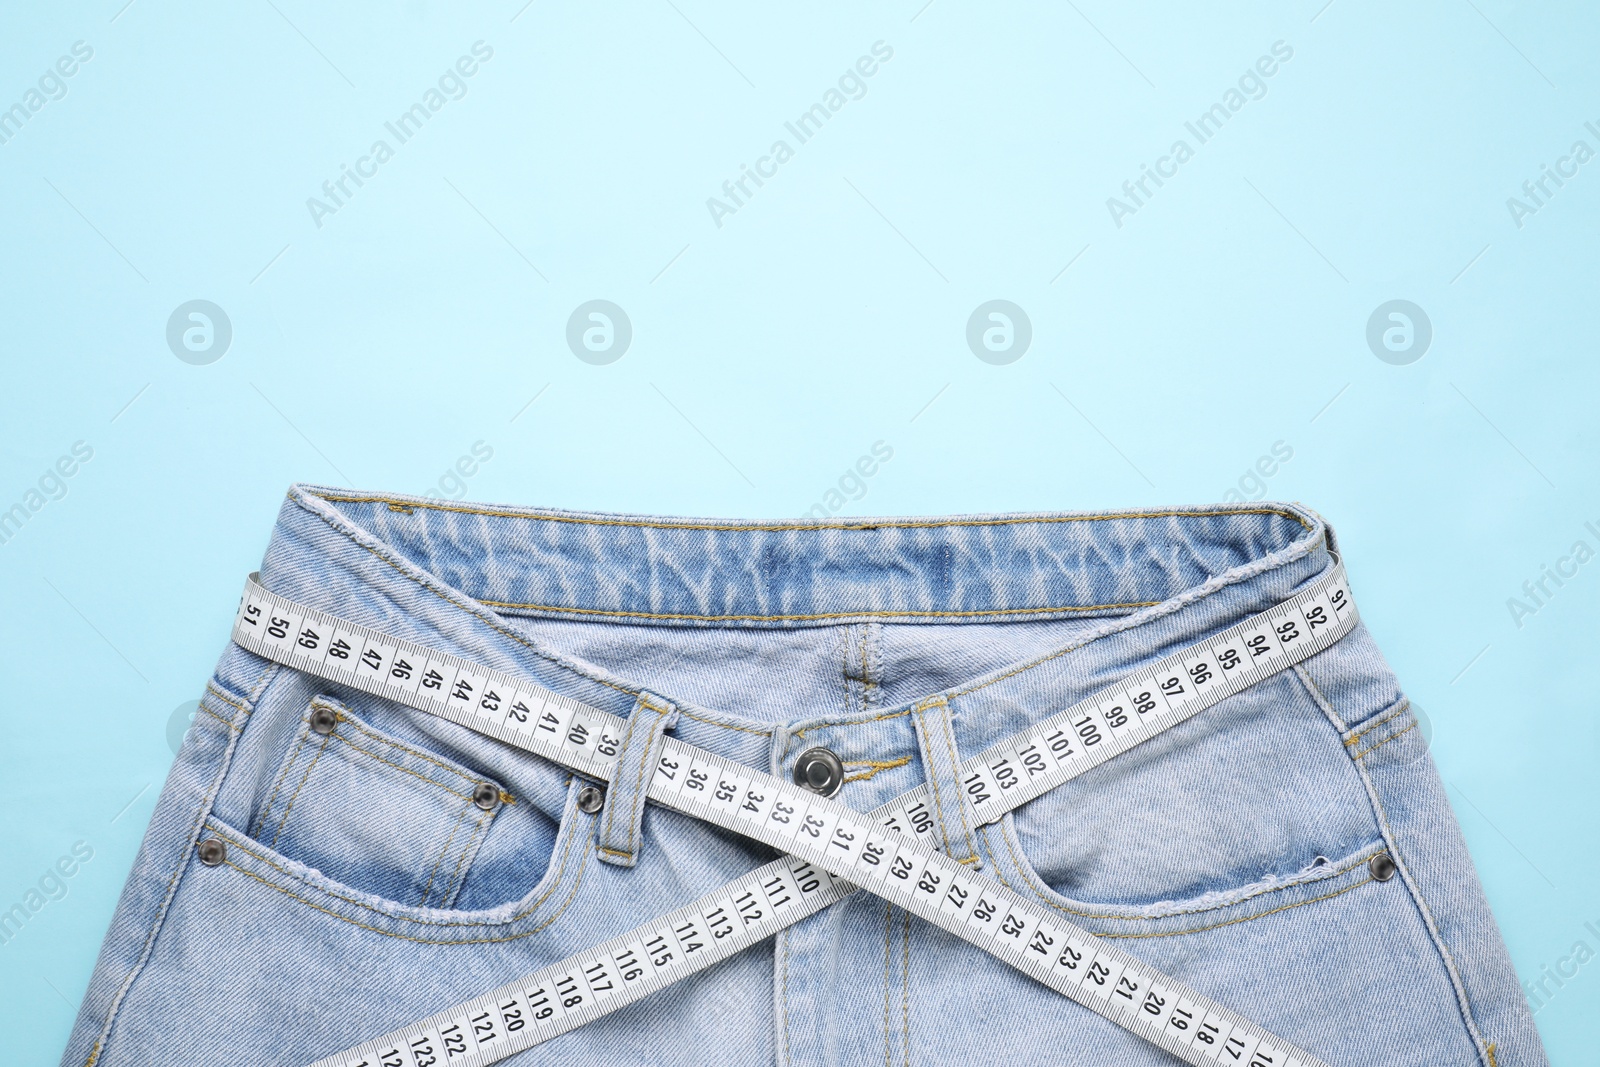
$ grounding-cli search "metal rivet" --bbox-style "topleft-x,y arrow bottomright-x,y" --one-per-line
576,784 -> 605,814
309,706 -> 338,735
197,839 -> 227,867
473,783 -> 500,811
1369,852 -> 1397,882
793,747 -> 845,798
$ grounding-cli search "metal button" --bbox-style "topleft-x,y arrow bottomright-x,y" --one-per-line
793,747 -> 845,797
576,784 -> 606,814
473,783 -> 501,811
1369,852 -> 1397,882
197,839 -> 227,867
309,706 -> 338,735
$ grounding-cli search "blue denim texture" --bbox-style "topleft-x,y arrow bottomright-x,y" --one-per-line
62,486 -> 1545,1066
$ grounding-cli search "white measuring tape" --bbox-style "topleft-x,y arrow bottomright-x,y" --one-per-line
230,566 -> 1357,1067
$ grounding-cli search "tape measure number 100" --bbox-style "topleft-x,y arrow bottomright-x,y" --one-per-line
227,566 -> 1360,1067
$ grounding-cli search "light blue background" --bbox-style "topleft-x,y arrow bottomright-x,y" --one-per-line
2,1 -> 1596,1063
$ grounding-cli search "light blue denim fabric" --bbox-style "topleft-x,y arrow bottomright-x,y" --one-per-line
62,487 -> 1545,1067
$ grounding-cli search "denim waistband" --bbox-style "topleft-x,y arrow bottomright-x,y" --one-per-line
239,485 -> 1344,811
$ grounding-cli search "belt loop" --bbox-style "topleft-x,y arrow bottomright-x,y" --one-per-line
595,691 -> 679,868
910,696 -> 981,868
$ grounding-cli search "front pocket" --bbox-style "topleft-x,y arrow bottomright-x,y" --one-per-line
251,695 -> 510,908
996,668 -> 1382,910
985,814 -> 1389,937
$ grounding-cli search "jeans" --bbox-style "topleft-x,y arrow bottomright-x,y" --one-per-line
63,487 -> 1546,1066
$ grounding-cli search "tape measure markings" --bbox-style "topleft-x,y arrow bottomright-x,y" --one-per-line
235,568 -> 1353,849
234,569 -> 1354,1067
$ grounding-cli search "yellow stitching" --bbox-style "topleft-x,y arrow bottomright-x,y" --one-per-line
314,495 -> 1312,531
297,491 -> 1322,743
625,713 -> 670,856
677,708 -> 772,735
499,790 -> 516,805
601,703 -> 647,850
859,625 -> 875,698
217,838 -> 591,945
993,823 -> 1373,921
253,728 -> 310,838
797,705 -> 916,739
799,615 -> 1175,739
1359,766 -> 1491,1052
1354,722 -> 1417,761
298,504 -> 637,699
439,804 -> 493,906
1097,878 -> 1376,939
1344,700 -> 1411,746
419,804 -> 470,906
637,693 -> 671,714
268,729 -> 331,844
320,700 -> 492,784
842,626 -> 855,712
913,707 -> 956,856
624,712 -> 668,856
937,703 -> 979,861
87,798 -> 212,1066
218,799 -> 581,927
419,799 -> 480,908
271,730 -> 335,847
1486,1043 -> 1497,1067
883,900 -> 894,1067
479,598 -> 1161,622
843,757 -> 912,782
387,503 -> 414,514
194,703 -> 234,729
333,737 -> 482,800
901,907 -> 911,1067
86,658 -> 282,1067
599,847 -> 635,857
205,683 -> 250,713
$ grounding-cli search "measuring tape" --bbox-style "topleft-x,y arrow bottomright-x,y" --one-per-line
230,566 -> 1357,1067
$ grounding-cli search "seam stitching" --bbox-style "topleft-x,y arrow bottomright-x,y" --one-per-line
205,683 -> 250,713
329,732 -> 486,801
313,495 -> 1312,532
937,703 -> 979,861
1354,722 -> 1417,761
844,756 -> 913,782
1300,668 -> 1494,1061
993,822 -> 1373,921
294,498 -> 637,698
913,705 -> 957,857
624,713 -> 668,857
1096,878 -> 1377,939
293,490 -> 1323,747
322,700 -> 500,785
600,703 -> 646,852
1344,700 -> 1411,747
418,800 -> 476,908
882,900 -> 894,1067
901,907 -> 910,1067
215,792 -> 582,928
479,597 -> 1162,622
216,838 -> 591,945
81,663 -> 281,1066
252,728 -> 309,839
439,804 -> 493,907
269,731 -> 334,849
